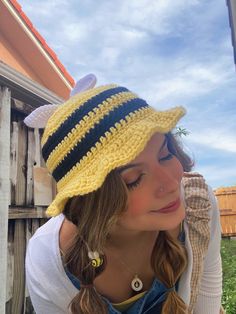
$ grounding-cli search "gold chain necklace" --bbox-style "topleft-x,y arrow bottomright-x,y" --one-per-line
107,221 -> 184,293
107,235 -> 156,293
114,255 -> 144,292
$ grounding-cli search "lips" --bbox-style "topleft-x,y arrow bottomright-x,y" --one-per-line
151,198 -> 181,214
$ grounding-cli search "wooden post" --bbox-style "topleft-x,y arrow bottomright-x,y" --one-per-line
0,86 -> 11,314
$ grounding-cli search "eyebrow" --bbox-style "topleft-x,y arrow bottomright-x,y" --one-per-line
118,136 -> 167,173
118,162 -> 143,173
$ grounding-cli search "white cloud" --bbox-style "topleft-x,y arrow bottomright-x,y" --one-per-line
118,0 -> 200,36
100,47 -> 120,67
135,56 -> 234,107
195,164 -> 236,188
62,23 -> 88,42
19,0 -> 70,18
189,131 -> 236,153
18,0 -> 236,188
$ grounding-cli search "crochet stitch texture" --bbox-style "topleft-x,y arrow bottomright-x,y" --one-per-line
41,84 -> 186,216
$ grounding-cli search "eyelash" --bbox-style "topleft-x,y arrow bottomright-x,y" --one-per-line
126,174 -> 145,190
159,153 -> 174,162
126,152 -> 174,190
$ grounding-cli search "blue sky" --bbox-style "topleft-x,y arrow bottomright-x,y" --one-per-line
20,0 -> 236,189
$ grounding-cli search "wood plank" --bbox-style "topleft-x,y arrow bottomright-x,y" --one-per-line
26,128 -> 35,205
220,214 -> 236,236
10,118 -> 28,206
0,86 -> 11,314
6,220 -> 14,305
10,121 -> 18,204
33,129 -> 54,205
24,218 -> 46,314
11,98 -> 35,115
12,219 -> 26,314
15,121 -> 27,205
33,167 -> 54,205
24,219 -> 34,314
8,207 -> 48,219
220,212 -> 236,216
215,190 -> 236,211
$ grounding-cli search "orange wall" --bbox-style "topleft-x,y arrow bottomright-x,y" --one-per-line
0,30 -> 44,84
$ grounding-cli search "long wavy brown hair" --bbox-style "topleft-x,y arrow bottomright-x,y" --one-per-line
62,133 -> 193,314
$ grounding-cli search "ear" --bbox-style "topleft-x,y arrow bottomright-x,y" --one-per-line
24,104 -> 59,128
70,73 -> 97,97
24,74 -> 97,128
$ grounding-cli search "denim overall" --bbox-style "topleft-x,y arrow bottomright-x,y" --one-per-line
65,231 -> 185,314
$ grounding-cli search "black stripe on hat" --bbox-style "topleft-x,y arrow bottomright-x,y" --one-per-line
42,86 -> 129,162
52,97 -> 148,182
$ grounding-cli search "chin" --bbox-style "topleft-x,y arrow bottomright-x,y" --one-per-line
149,203 -> 186,231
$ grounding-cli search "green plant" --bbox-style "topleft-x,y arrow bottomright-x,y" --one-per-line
221,238 -> 236,314
174,126 -> 190,137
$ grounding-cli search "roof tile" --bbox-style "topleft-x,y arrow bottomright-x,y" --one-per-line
44,43 -> 57,59
31,28 -> 46,45
20,11 -> 33,28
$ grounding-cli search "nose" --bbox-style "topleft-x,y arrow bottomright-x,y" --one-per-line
152,163 -> 180,196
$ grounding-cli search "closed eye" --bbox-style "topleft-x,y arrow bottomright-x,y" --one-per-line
126,173 -> 145,190
159,153 -> 174,162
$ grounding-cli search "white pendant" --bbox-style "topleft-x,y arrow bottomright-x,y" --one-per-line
131,275 -> 143,292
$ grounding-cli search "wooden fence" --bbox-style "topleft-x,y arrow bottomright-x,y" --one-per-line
6,215 -> 48,314
220,209 -> 236,237
215,187 -> 236,237
0,69 -> 63,313
1,86 -> 11,314
215,187 -> 236,211
6,100 -> 53,314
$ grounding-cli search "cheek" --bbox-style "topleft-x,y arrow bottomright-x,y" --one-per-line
120,159 -> 184,218
125,189 -> 150,216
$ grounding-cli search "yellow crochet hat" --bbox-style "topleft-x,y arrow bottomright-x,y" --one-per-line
41,84 -> 186,216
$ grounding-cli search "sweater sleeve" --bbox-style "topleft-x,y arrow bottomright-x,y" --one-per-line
193,187 -> 223,314
25,216 -> 77,314
25,237 -> 69,314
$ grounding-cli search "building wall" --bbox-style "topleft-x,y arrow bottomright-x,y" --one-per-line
0,31 -> 43,84
0,0 -> 73,100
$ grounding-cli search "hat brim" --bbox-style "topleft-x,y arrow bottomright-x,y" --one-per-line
46,106 -> 186,216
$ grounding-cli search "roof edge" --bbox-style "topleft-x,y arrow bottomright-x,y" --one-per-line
0,61 -> 64,105
4,0 -> 75,87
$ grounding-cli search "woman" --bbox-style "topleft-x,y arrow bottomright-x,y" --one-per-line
25,77 -> 223,314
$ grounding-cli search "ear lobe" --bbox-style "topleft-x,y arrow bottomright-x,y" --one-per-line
24,104 -> 59,128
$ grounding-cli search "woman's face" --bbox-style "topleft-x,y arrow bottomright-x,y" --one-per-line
117,132 -> 185,232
